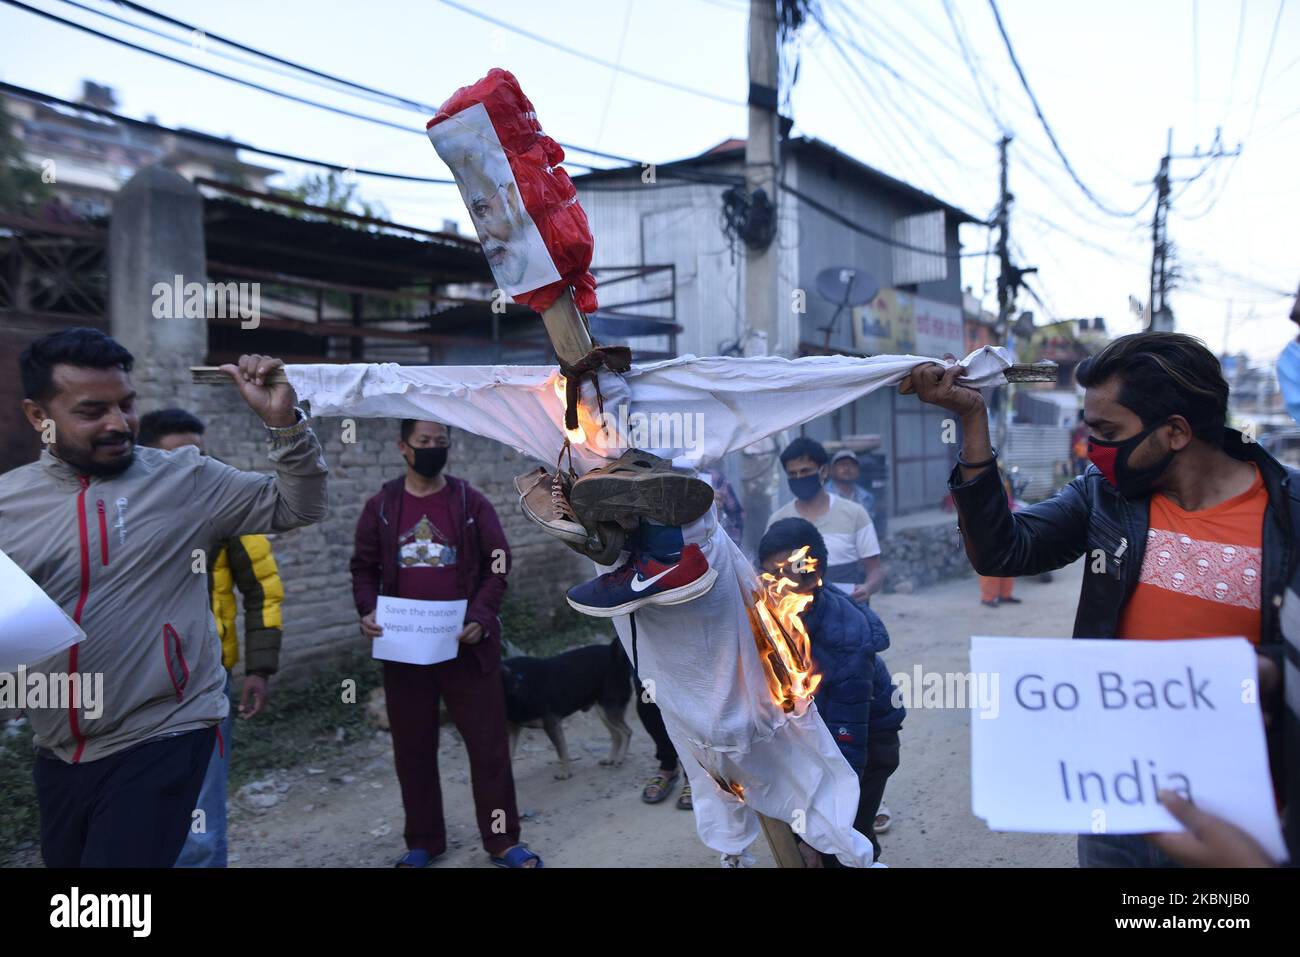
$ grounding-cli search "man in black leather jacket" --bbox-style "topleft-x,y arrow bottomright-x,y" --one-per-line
901,332 -> 1293,867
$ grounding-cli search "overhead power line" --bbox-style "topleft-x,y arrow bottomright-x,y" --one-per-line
942,0 -> 1005,133
79,0 -> 436,112
6,0 -> 420,133
813,7 -> 960,199
0,81 -> 455,182
1192,0 -> 1289,219
437,0 -> 745,107
3,0 -> 648,167
780,181 -> 990,258
987,0 -> 1152,219
4,79 -> 747,197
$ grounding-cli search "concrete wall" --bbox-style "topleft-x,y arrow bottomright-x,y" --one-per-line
880,508 -> 972,593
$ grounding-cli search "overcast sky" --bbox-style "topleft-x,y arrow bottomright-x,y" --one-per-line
2,0 -> 1296,360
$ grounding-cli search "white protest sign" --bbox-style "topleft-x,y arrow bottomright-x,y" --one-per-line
372,597 -> 467,665
970,635 -> 1287,861
0,547 -> 85,672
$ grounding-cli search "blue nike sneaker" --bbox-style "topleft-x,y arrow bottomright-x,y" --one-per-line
566,544 -> 718,618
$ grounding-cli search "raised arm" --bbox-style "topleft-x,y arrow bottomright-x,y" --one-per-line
201,355 -> 329,540
903,362 -> 1090,577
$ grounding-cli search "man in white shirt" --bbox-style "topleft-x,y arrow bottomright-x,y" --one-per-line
768,437 -> 884,605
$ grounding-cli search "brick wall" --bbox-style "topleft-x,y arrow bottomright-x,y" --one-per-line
189,388 -> 591,683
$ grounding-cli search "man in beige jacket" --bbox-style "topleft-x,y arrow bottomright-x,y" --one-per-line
0,327 -> 328,867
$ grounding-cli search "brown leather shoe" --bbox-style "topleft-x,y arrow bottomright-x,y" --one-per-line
517,465 -> 627,562
515,466 -> 588,545
569,450 -> 715,528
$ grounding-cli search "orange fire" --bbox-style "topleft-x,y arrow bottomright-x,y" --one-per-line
551,374 -> 587,445
748,546 -> 823,714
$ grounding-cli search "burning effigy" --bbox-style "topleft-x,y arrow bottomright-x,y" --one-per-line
749,546 -> 824,715
279,70 -> 1016,866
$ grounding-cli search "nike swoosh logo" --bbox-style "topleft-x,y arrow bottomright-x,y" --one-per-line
629,567 -> 675,592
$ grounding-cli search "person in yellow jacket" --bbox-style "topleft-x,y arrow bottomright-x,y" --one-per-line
138,408 -> 284,868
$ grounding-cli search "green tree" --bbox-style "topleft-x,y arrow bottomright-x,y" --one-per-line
0,97 -> 52,215
276,170 -> 388,225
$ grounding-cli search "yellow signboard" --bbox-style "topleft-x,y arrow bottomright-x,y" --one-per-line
852,289 -> 963,357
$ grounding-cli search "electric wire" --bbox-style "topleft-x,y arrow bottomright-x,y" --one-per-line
987,0 -> 1154,219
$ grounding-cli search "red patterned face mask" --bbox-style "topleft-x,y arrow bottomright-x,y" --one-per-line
1086,420 -> 1174,498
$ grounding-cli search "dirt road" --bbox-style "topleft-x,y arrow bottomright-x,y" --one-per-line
228,562 -> 1085,868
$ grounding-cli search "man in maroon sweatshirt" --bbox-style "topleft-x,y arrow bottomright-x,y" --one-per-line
351,419 -> 541,868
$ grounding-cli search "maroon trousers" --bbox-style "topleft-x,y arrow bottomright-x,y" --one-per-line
383,650 -> 520,858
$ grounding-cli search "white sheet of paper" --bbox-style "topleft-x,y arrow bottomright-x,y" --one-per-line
372,597 -> 467,665
0,547 -> 85,672
831,583 -> 856,595
970,635 -> 1287,862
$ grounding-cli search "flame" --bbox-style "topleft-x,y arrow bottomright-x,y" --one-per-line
551,375 -> 587,445
748,546 -> 823,714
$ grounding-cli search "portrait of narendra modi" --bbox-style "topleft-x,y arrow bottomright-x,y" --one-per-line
427,102 -> 562,296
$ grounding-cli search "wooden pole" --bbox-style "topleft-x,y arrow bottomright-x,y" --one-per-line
758,814 -> 807,868
539,288 -> 593,366
191,367 -> 289,385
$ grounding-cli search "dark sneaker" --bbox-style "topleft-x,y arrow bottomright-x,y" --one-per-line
569,450 -> 715,528
564,519 -> 627,566
515,466 -> 588,545
565,544 -> 718,617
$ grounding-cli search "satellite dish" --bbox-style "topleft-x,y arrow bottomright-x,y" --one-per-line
815,267 -> 879,307
814,267 -> 880,348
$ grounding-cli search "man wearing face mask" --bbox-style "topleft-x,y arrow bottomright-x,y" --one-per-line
767,437 -> 885,606
350,419 -> 540,868
902,331 -> 1294,868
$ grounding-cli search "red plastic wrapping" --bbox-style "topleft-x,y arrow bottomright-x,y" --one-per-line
428,68 -> 598,314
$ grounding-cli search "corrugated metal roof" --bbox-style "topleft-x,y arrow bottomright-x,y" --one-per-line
573,136 -> 983,225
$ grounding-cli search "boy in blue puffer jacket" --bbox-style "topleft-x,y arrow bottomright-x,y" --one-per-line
759,518 -> 905,866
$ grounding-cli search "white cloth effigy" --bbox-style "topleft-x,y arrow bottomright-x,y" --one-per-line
287,347 -> 1011,865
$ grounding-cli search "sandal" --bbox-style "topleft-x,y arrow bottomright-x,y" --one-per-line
641,769 -> 680,804
874,804 -> 892,834
395,849 -> 437,868
490,843 -> 544,868
676,781 -> 693,811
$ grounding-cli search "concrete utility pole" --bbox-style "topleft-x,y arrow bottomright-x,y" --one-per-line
744,0 -> 781,358
739,0 -> 782,558
1147,128 -> 1241,333
1148,130 -> 1173,332
994,134 -> 1013,453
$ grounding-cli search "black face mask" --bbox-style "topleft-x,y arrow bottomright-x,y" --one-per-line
408,446 -> 448,479
1086,419 -> 1175,499
787,473 -> 823,502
